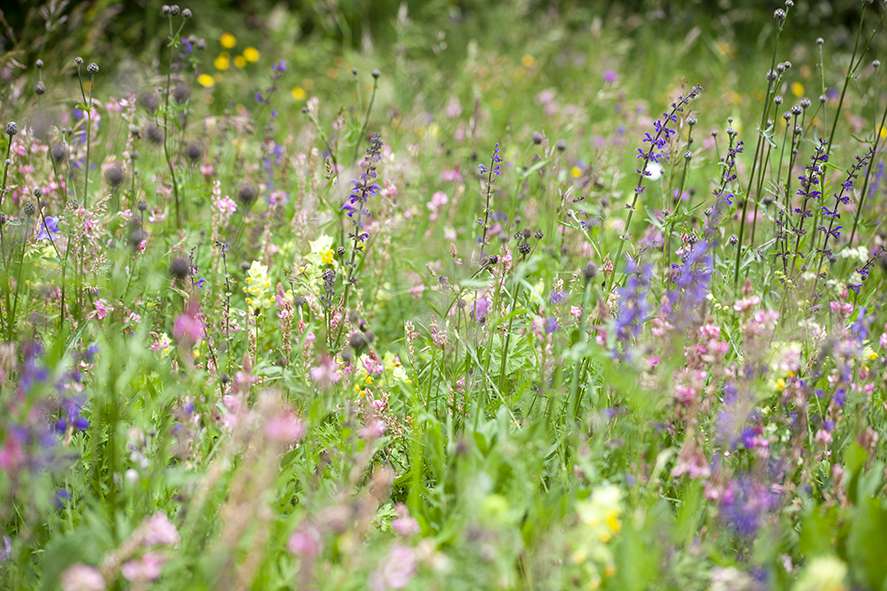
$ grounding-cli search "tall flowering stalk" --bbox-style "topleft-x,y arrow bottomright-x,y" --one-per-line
789,138 -> 828,275
810,148 -> 872,299
612,256 -> 652,360
161,5 -> 191,227
478,143 -> 503,256
605,85 -> 701,296
733,3 -> 792,289
73,59 -> 99,207
335,133 -> 383,348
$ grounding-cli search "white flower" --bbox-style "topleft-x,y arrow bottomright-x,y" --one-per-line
645,161 -> 664,181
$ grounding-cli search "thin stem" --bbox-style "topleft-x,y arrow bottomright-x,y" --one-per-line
351,75 -> 379,165
848,103 -> 887,245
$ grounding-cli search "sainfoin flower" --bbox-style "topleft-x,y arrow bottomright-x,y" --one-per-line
265,411 -> 306,443
60,564 -> 105,591
173,299 -> 204,346
141,512 -> 180,546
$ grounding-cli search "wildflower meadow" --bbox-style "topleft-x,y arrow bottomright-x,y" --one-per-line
1,1 -> 886,589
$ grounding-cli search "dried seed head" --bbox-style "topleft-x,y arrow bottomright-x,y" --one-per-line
185,142 -> 203,162
35,81 -> 46,95
73,57 -> 84,66
87,63 -> 100,74
33,188 -> 43,198
348,331 -> 369,352
35,59 -> 44,69
5,121 -> 17,136
169,257 -> 190,280
139,91 -> 160,113
104,163 -> 125,187
128,222 -> 147,249
145,123 -> 164,145
51,143 -> 67,162
372,68 -> 381,79
532,132 -> 544,144
773,8 -> 786,21
23,201 -> 36,216
182,7 -> 192,18
172,84 -> 191,104
237,183 -> 257,205
583,262 -> 598,280
518,241 -> 531,256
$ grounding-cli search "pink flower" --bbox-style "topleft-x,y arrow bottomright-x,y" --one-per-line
445,97 -> 462,118
371,544 -> 416,591
214,195 -> 237,217
142,513 -> 179,546
391,504 -> 419,536
61,564 -> 105,591
426,191 -> 448,221
309,356 -> 341,389
440,168 -> 462,183
268,190 -> 288,207
265,411 -> 306,443
0,433 -> 24,471
173,299 -> 204,346
362,354 -> 385,377
92,299 -> 111,320
121,552 -> 166,582
288,524 -> 322,558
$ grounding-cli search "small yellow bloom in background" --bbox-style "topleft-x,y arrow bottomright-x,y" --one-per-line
320,248 -> 334,265
243,47 -> 260,62
234,55 -> 247,69
291,86 -> 306,101
214,53 -> 231,71
521,54 -> 536,68
219,32 -> 237,49
197,74 -> 215,88
880,126 -> 887,140
775,378 -> 786,392
791,81 -> 805,97
570,166 -> 583,178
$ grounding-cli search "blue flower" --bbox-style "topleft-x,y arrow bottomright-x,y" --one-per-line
36,216 -> 60,241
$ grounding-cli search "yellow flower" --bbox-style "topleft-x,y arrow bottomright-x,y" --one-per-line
197,74 -> 215,88
577,484 -> 623,545
243,47 -> 260,62
309,234 -> 335,267
775,378 -> 786,392
570,166 -> 583,178
244,260 -> 273,311
521,54 -> 536,68
291,86 -> 306,101
234,55 -> 247,69
214,53 -> 231,71
880,125 -> 887,140
791,81 -> 805,97
219,32 -> 237,49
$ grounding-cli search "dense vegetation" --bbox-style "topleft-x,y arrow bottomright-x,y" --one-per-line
1,1 -> 886,589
